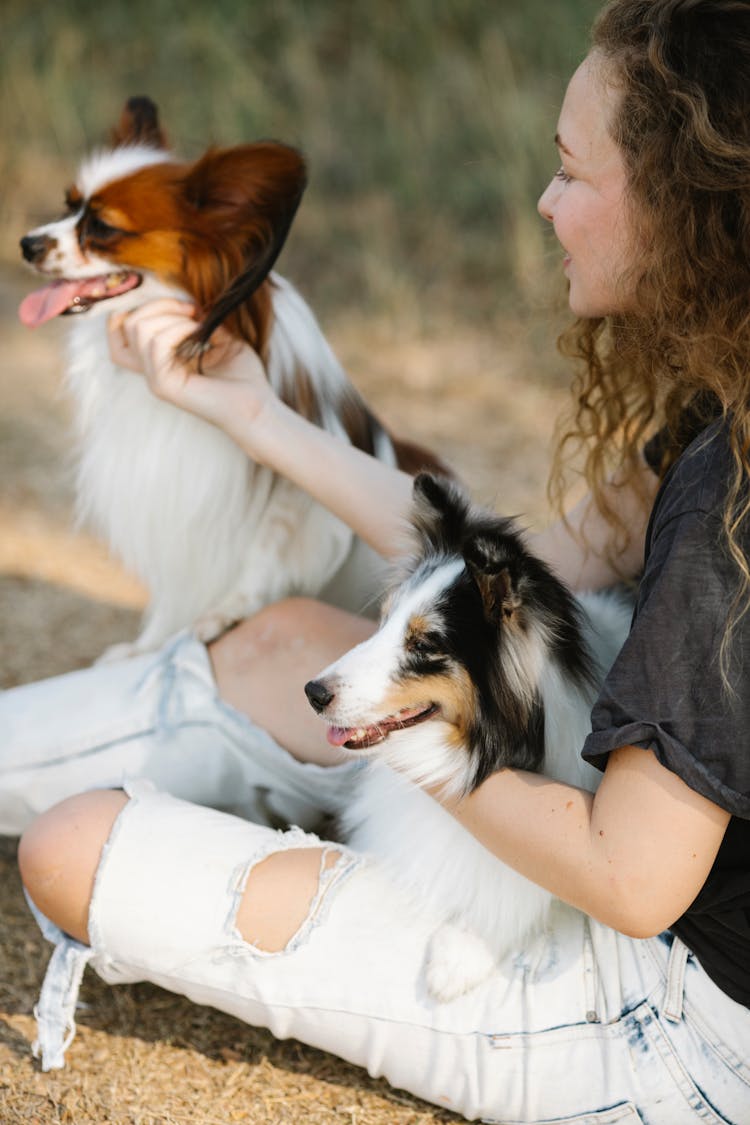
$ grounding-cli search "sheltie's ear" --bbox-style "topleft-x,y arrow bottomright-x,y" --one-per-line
464,537 -> 522,626
110,96 -> 167,150
176,142 -> 307,360
411,473 -> 471,554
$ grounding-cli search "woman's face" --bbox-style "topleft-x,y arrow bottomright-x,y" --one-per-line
538,53 -> 635,318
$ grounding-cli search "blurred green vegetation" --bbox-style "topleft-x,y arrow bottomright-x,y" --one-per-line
2,0 -> 600,324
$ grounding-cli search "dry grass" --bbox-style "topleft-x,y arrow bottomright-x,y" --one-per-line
0,260 -> 571,1123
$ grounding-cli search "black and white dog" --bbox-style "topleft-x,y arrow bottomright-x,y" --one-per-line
305,474 -> 631,1000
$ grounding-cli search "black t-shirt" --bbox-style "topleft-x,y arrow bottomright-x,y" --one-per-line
582,418 -> 750,1007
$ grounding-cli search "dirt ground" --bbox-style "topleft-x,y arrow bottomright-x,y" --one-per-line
0,262 -> 570,1124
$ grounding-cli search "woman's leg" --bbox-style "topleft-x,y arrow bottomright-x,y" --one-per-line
19,787 -> 750,1123
18,788 -> 341,953
0,599 -> 374,835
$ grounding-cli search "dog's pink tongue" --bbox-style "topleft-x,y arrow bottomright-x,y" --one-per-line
18,280 -> 86,328
326,726 -> 355,747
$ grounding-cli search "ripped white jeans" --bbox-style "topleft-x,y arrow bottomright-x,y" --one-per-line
4,634 -> 750,1122
27,780 -> 750,1124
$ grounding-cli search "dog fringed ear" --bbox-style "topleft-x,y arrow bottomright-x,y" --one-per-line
411,473 -> 471,555
110,96 -> 167,150
464,536 -> 522,625
176,142 -> 307,361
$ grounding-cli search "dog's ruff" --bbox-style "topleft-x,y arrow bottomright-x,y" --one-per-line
306,474 -> 632,1001
20,98 -> 439,654
61,270 -> 389,651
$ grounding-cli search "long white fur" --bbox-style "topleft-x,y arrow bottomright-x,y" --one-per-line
29,148 -> 393,652
320,574 -> 632,1001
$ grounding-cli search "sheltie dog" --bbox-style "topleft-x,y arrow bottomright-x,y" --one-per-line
305,473 -> 631,1001
19,96 -> 441,653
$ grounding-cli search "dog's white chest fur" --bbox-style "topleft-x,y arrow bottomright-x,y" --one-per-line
337,589 -> 632,1002
65,276 -> 388,650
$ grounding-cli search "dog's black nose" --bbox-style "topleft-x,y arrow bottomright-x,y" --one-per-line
20,234 -> 55,264
304,679 -> 334,713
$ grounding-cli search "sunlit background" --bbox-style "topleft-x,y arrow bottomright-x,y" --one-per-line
1,0 -> 602,670
1,9 -> 603,1116
2,0 -> 600,319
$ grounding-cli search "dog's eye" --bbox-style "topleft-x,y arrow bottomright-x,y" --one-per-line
407,633 -> 440,658
85,214 -> 122,241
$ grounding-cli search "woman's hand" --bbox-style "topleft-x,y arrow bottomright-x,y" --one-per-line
108,299 -> 278,447
109,296 -> 417,558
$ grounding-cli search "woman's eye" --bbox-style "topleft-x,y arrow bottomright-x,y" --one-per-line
554,166 -> 572,183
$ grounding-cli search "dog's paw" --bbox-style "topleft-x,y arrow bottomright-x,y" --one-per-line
424,923 -> 496,1003
192,611 -> 242,644
193,593 -> 262,644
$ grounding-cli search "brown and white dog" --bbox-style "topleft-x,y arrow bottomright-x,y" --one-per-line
20,97 -> 442,653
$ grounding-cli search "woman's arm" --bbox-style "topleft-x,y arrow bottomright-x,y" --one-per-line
108,301 -> 657,582
441,745 -> 729,937
529,461 -> 659,591
109,301 -> 416,557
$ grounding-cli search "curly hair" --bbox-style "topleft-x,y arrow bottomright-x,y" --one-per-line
549,0 -> 750,680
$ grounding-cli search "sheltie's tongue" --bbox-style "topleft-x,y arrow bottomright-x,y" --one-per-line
326,702 -> 438,750
19,272 -> 142,328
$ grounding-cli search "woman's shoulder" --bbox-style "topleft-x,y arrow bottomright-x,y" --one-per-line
640,417 -> 739,607
651,417 -> 734,531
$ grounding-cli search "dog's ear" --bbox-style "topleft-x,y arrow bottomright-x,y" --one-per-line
464,535 -> 522,625
411,473 -> 471,554
176,142 -> 307,360
110,97 -> 167,150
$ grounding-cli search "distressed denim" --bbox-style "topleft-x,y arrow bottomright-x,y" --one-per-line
0,630 -> 361,835
29,782 -> 750,1124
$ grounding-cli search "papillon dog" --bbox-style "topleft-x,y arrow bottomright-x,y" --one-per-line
19,97 -> 441,654
305,473 -> 631,1001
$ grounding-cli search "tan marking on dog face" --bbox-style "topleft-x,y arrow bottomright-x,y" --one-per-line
405,614 -> 432,648
378,665 -> 477,743
92,205 -> 140,232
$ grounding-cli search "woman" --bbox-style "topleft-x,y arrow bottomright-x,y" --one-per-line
12,1 -> 750,1120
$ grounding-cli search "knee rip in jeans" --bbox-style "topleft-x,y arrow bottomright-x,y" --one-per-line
231,834 -> 361,955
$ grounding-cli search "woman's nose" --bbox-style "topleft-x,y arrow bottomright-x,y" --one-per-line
537,179 -> 557,223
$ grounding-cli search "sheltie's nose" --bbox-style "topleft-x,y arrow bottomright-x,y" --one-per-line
20,233 -> 55,264
304,679 -> 334,713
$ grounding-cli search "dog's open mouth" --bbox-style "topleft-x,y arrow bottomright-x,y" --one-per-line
19,271 -> 143,328
326,702 -> 439,750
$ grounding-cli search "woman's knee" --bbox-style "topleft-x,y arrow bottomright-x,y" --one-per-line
211,597 -> 373,673
207,598 -> 374,764
18,789 -> 128,945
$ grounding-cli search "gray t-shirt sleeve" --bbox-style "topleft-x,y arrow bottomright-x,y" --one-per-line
582,441 -> 750,819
